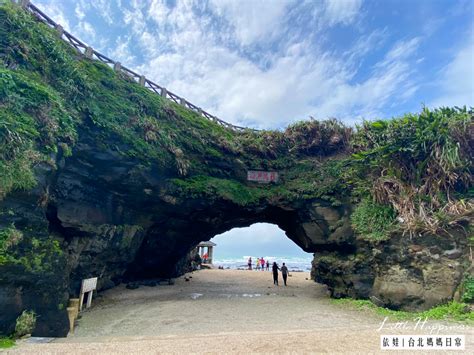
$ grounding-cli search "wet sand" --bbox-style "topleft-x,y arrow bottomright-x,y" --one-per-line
10,269 -> 474,354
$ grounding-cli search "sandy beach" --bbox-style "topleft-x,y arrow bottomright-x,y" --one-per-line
9,269 -> 473,354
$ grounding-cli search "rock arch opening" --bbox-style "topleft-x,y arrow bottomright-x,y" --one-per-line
121,201 -> 352,283
210,223 -> 313,272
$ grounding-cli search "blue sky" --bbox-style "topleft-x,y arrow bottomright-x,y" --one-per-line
210,223 -> 311,260
34,0 -> 473,130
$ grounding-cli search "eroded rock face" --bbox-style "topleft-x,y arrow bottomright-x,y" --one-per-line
0,127 -> 470,336
311,227 -> 471,311
371,230 -> 470,310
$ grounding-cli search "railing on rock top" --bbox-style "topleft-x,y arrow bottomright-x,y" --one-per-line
13,0 -> 257,132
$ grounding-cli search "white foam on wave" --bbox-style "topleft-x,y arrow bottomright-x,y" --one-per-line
213,256 -> 313,271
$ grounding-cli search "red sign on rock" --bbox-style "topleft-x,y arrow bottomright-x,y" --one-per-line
247,170 -> 279,183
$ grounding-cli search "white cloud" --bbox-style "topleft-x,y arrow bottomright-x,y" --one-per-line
322,0 -> 363,26
209,0 -> 291,46
319,38 -> 421,118
148,0 -> 169,25
74,0 -> 113,25
383,37 -> 421,63
75,21 -> 96,43
91,0 -> 114,25
430,39 -> 474,107
121,0 -> 147,35
109,36 -> 136,65
128,0 -> 422,128
34,1 -> 71,31
74,3 -> 85,20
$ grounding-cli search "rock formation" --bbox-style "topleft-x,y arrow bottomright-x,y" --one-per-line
0,3 -> 472,336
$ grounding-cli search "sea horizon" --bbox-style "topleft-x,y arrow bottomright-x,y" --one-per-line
212,255 -> 314,271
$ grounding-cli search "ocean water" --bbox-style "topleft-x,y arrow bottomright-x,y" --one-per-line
212,256 -> 313,272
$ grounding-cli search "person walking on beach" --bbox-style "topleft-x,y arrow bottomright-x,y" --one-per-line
248,257 -> 252,270
281,263 -> 289,286
260,257 -> 265,271
272,262 -> 280,285
255,259 -> 260,271
266,260 -> 269,271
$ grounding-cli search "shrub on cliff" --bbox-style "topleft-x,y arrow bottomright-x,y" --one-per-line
0,69 -> 76,198
461,276 -> 474,303
14,310 -> 36,338
284,118 -> 351,155
350,107 -> 473,235
237,118 -> 351,159
0,224 -> 64,272
351,199 -> 396,240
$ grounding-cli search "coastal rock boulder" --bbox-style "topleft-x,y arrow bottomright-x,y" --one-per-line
312,227 -> 471,311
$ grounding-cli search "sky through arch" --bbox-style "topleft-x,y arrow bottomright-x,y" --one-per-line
210,223 -> 313,270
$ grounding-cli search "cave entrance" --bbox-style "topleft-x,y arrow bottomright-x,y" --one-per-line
62,202 -> 358,338
210,223 -> 313,272
125,200 -> 352,281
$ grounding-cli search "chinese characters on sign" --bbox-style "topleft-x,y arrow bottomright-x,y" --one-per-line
247,170 -> 279,183
380,335 -> 464,350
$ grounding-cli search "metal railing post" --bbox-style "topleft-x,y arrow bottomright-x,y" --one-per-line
161,87 -> 167,98
84,46 -> 93,59
113,62 -> 121,72
55,24 -> 64,38
139,75 -> 146,86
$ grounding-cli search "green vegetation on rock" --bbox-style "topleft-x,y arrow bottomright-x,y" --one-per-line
0,337 -> 15,349
461,276 -> 474,303
0,224 -> 23,252
0,223 -> 64,272
332,299 -> 474,322
351,199 -> 396,241
171,176 -> 264,206
0,68 -> 76,198
350,107 -> 473,235
14,310 -> 36,338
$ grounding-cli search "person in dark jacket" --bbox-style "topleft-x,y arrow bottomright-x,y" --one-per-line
272,262 -> 280,285
281,263 -> 289,286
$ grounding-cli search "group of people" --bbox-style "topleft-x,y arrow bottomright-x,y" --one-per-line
247,257 -> 269,271
247,257 -> 290,286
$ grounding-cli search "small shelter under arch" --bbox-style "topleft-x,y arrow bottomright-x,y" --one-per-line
195,241 -> 216,264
